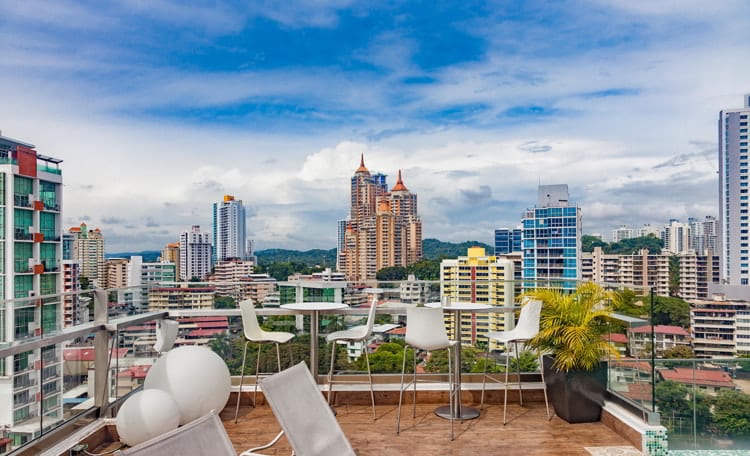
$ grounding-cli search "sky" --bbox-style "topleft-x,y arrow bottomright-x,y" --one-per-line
1,0 -> 749,253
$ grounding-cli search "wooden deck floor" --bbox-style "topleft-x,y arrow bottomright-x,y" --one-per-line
223,400 -> 639,455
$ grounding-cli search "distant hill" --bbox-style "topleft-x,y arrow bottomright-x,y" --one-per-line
107,239 -> 494,268
105,250 -> 161,262
422,238 -> 493,259
255,248 -> 337,268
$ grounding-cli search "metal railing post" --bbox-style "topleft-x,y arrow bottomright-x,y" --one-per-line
93,289 -> 109,415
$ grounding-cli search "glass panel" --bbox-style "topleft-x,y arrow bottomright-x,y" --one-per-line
14,307 -> 35,338
39,180 -> 58,211
13,175 -> 32,207
13,208 -> 33,240
40,274 -> 56,297
14,275 -> 33,299
40,243 -> 57,271
0,172 -> 5,205
0,207 -> 5,240
14,242 -> 32,273
40,212 -> 56,240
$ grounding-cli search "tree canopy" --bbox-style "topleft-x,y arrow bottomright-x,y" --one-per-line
581,234 -> 663,254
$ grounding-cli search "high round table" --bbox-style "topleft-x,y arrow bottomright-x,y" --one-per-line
280,302 -> 349,378
425,301 -> 492,420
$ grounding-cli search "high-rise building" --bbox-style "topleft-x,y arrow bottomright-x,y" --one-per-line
0,133 -> 65,445
440,247 -> 515,349
179,225 -> 212,281
612,225 -> 634,242
68,222 -> 105,287
160,242 -> 180,281
688,216 -> 718,255
494,227 -> 522,255
212,195 -> 247,263
105,258 -> 129,289
338,155 -> 422,281
662,219 -> 691,254
719,94 -> 750,286
521,184 -> 581,290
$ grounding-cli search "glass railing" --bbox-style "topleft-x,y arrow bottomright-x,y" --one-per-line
653,357 -> 750,453
0,279 -> 666,454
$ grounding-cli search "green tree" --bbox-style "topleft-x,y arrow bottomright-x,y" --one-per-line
406,259 -> 441,280
376,266 -> 408,281
711,390 -> 750,436
80,276 -> 91,290
650,296 -> 690,328
365,342 -> 412,373
656,380 -> 711,433
582,235 -> 608,252
214,296 -> 236,309
663,345 -> 695,359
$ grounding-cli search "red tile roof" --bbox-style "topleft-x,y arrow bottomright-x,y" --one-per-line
629,325 -> 689,336
178,316 -> 229,323
604,333 -> 629,344
194,321 -> 229,329
64,347 -> 129,362
117,365 -> 151,379
388,327 -> 406,335
610,358 -> 652,372
660,368 -> 735,388
185,328 -> 226,338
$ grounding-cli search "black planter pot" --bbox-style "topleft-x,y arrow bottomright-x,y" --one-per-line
542,355 -> 608,423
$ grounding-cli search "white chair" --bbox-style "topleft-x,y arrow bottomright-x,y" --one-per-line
479,299 -> 551,424
243,361 -> 356,456
325,292 -> 379,419
396,306 -> 458,441
120,410 -> 235,456
234,300 -> 295,423
153,319 -> 179,354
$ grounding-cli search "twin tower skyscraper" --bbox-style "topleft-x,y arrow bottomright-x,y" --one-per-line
337,155 -> 423,281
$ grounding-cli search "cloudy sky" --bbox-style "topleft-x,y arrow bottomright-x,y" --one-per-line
1,0 -> 748,253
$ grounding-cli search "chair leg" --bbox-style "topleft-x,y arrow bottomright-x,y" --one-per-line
480,348 -> 490,409
396,345 -> 408,435
515,341 -> 523,407
364,348 -> 376,420
447,346 -> 454,441
254,342 -> 263,408
411,347 -> 417,418
275,343 -> 282,372
538,352 -> 552,420
234,340 -> 250,423
328,341 -> 337,406
503,343 -> 511,425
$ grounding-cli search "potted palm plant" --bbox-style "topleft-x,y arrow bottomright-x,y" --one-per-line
524,282 -> 618,423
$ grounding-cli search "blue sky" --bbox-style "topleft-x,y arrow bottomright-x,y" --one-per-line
1,0 -> 749,252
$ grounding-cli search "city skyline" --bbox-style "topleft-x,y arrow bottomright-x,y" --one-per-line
2,1 -> 749,252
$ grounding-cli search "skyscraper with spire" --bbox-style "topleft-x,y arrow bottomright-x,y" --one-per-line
338,155 -> 422,281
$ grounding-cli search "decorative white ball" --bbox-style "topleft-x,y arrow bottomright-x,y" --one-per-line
144,345 -> 231,425
116,389 -> 180,447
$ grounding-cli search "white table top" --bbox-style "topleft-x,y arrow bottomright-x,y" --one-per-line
280,302 -> 349,311
425,301 -> 492,311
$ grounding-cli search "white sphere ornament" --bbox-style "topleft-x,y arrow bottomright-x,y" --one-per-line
144,345 -> 231,425
116,389 -> 180,447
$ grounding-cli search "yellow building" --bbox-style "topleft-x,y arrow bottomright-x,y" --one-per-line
148,286 -> 215,311
440,247 -> 515,350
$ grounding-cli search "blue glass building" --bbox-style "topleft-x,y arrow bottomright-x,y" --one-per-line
521,185 -> 581,290
494,228 -> 522,255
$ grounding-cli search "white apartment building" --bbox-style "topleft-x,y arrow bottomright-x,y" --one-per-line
612,225 -> 634,242
662,219 -> 691,254
212,195 -> 249,263
582,248 -> 669,296
0,134 -> 64,448
718,94 -> 750,287
690,298 -> 750,357
179,225 -> 212,281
